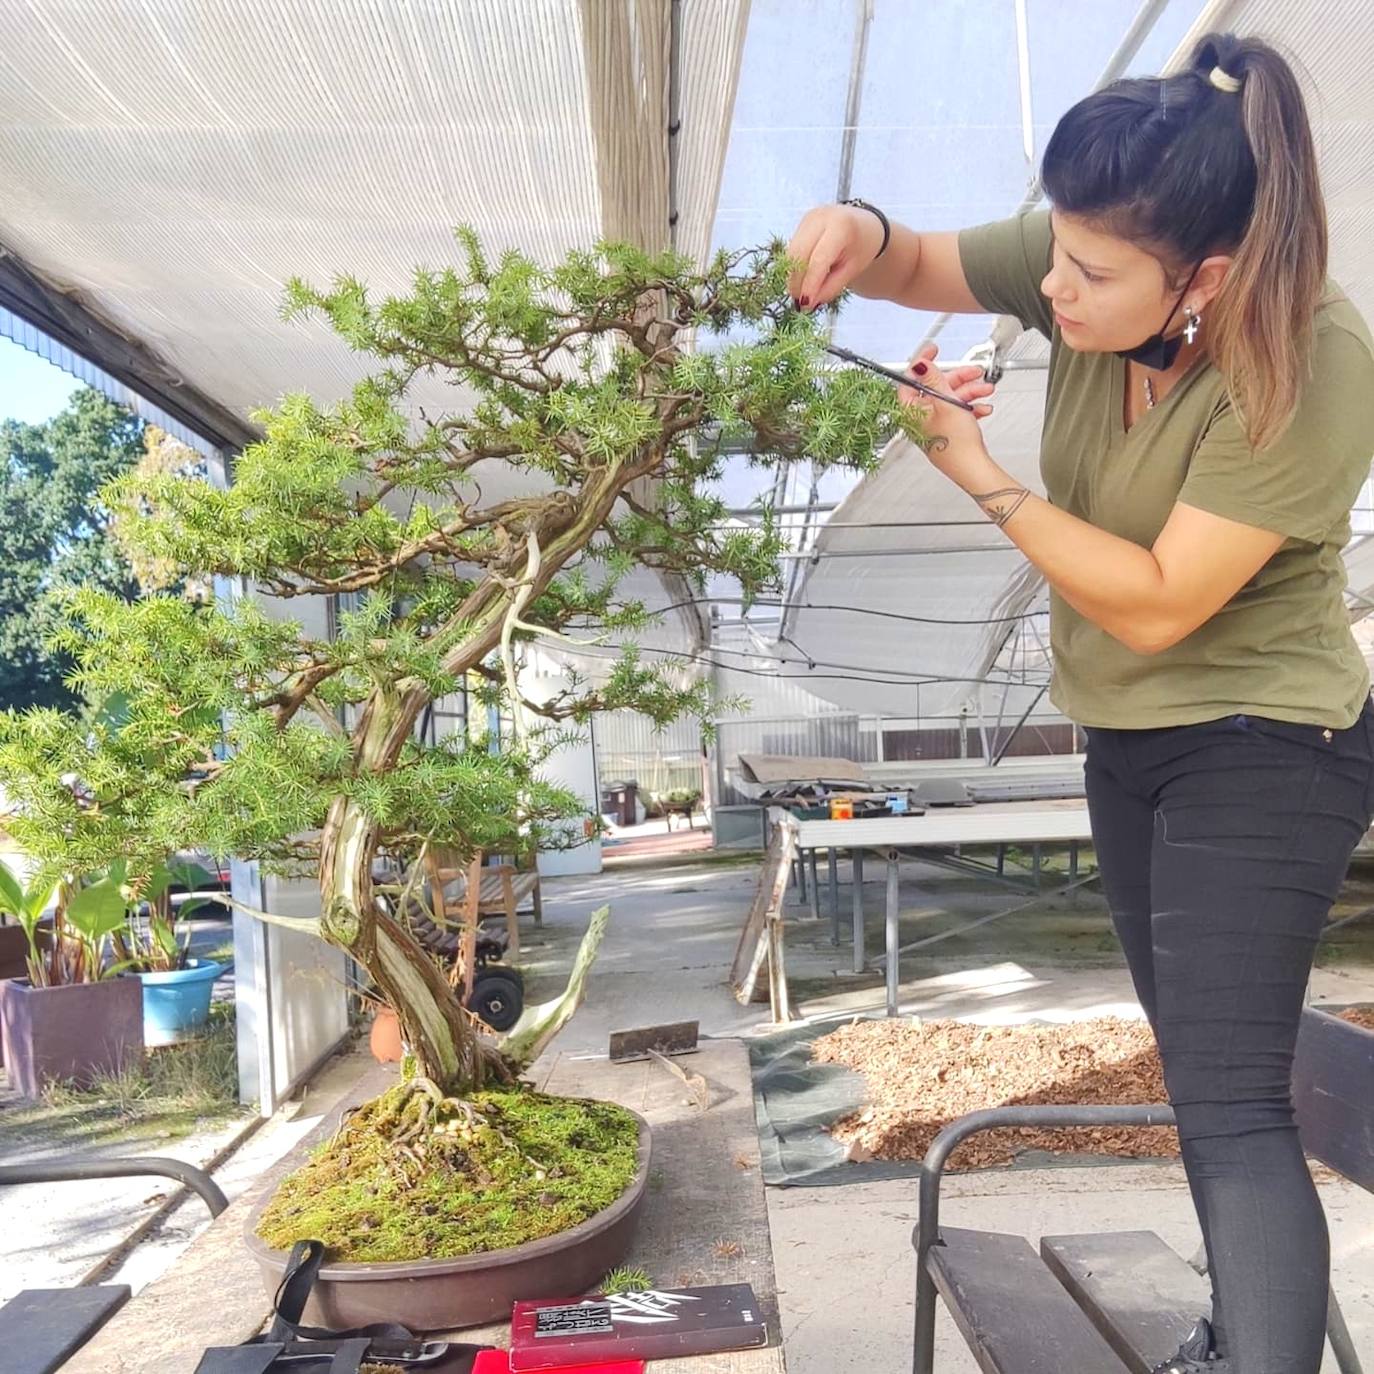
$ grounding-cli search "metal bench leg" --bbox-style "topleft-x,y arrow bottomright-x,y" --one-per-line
913,1247 -> 939,1374
1328,1289 -> 1365,1374
885,849 -> 900,1017
911,1104 -> 1179,1374
808,849 -> 821,922
828,848 -> 840,946
852,848 -> 865,974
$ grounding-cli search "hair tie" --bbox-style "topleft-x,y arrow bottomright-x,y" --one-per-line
1209,65 -> 1242,94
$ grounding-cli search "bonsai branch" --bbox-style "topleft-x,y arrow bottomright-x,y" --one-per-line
218,893 -> 323,937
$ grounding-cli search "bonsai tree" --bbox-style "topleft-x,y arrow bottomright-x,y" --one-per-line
0,233 -> 919,1103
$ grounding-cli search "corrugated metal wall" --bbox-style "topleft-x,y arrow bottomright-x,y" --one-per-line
593,711 -> 704,800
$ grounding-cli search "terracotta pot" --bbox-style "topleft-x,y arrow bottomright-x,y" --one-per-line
368,1006 -> 403,1063
245,1112 -> 652,1331
0,976 -> 144,1099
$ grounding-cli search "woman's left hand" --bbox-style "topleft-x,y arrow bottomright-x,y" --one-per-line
898,343 -> 997,484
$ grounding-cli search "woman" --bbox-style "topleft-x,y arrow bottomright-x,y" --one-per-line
787,32 -> 1374,1374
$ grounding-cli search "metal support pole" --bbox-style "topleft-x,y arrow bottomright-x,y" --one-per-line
885,850 -> 900,1017
828,848 -> 841,946
667,0 -> 683,247
852,848 -> 866,974
808,849 -> 821,922
1327,1290 -> 1365,1374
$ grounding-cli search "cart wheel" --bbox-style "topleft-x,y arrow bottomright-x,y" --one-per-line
467,970 -> 523,1032
479,962 -> 524,991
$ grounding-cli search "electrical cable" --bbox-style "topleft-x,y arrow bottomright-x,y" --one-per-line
649,595 -> 1047,628
576,637 -> 1049,691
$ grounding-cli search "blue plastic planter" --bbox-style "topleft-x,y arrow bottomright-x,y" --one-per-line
134,959 -> 225,1046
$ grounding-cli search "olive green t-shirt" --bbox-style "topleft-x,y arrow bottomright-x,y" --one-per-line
958,210 -> 1374,730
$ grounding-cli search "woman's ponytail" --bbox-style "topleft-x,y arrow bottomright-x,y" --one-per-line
1199,35 -> 1327,449
1042,32 -> 1327,450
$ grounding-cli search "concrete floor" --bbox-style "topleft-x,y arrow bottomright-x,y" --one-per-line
531,848 -> 1374,1373
0,1039 -> 380,1304
7,845 -> 1372,1368
768,1161 -> 1374,1373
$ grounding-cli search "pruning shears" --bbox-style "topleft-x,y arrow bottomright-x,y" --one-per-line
824,343 -> 979,413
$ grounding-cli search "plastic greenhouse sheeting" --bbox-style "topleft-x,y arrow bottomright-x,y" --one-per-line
755,0 -> 1374,722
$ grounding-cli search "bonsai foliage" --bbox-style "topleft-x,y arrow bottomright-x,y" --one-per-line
0,231 -> 920,1095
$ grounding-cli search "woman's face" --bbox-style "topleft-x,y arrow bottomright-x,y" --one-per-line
1041,210 -> 1190,354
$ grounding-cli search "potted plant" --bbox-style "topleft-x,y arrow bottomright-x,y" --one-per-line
0,231 -> 918,1323
0,858 -> 143,1098
659,786 -> 703,828
100,856 -> 226,1046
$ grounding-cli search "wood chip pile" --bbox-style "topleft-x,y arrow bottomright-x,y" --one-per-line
813,1009 -> 1374,1172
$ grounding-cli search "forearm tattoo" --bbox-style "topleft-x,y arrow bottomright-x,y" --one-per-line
972,485 -> 1030,528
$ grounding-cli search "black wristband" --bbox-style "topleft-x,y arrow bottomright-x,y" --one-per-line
841,198 -> 890,258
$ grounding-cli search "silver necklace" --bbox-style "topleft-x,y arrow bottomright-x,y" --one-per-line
1143,374 -> 1156,409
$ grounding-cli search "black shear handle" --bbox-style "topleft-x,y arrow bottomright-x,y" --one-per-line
824,343 -> 979,413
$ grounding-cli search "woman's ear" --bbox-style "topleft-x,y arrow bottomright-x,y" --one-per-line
1192,253 -> 1234,311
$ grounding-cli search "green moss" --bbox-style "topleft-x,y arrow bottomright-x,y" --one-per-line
255,1084 -> 641,1263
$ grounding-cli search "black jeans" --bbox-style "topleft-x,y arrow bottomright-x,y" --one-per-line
1084,699 -> 1374,1373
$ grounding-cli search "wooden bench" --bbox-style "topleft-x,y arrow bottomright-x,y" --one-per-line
425,848 -> 542,971
376,844 -> 543,996
0,1287 -> 129,1374
912,1008 -> 1373,1374
0,1154 -> 226,1373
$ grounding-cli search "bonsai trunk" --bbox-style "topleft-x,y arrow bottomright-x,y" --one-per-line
311,500 -> 628,1096
319,793 -> 509,1096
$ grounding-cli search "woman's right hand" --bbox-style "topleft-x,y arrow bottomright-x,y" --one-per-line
786,203 -> 887,311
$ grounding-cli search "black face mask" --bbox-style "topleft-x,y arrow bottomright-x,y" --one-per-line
1114,261 -> 1202,371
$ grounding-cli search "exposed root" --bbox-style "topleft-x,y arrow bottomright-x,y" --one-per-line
377,1076 -> 549,1176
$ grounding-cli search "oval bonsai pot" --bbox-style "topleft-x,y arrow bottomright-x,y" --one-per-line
131,958 -> 224,1046
245,1110 -> 652,1331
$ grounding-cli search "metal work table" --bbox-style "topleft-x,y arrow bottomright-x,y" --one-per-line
784,800 -> 1097,1016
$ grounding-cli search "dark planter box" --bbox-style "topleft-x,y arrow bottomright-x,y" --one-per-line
0,927 -> 29,1068
0,976 -> 144,1099
0,925 -> 28,982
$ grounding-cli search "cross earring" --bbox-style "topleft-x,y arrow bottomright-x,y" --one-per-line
1183,304 -> 1202,345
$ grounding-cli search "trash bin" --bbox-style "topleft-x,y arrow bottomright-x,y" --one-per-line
600,780 -> 639,826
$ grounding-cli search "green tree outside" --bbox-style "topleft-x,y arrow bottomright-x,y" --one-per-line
0,388 -> 144,712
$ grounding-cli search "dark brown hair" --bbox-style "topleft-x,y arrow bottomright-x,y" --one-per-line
1041,32 -> 1327,449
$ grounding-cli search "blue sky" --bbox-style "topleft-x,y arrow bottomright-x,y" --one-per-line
0,335 -> 81,426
